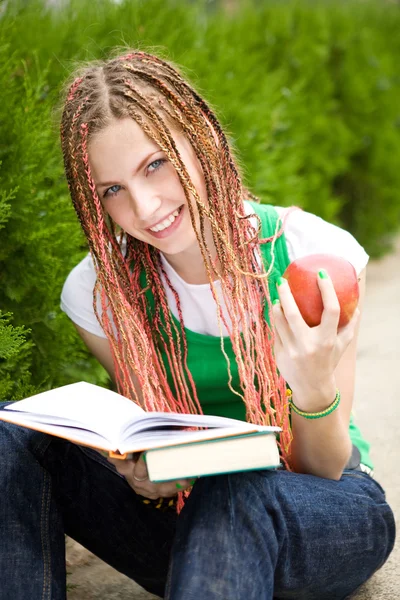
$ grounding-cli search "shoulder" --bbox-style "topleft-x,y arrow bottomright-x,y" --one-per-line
274,206 -> 369,275
60,253 -> 107,338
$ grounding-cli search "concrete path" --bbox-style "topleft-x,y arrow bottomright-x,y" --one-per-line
351,238 -> 400,599
67,240 -> 400,599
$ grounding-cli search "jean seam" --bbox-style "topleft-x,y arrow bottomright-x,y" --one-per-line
77,445 -> 127,478
227,476 -> 239,594
32,434 -> 52,460
40,471 -> 52,600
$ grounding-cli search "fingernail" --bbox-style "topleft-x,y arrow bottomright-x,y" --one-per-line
189,478 -> 196,485
318,269 -> 329,279
277,277 -> 285,286
176,483 -> 184,490
272,299 -> 280,305
142,453 -> 146,464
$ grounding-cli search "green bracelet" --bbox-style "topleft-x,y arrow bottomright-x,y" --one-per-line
288,389 -> 341,419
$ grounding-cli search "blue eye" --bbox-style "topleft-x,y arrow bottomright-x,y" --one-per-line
103,185 -> 121,198
147,159 -> 166,173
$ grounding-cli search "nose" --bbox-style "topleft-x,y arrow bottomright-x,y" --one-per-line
127,182 -> 162,226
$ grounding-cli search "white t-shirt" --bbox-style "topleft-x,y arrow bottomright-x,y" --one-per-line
60,203 -> 369,339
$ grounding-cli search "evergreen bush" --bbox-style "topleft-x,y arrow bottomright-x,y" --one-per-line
1,0 -> 399,392
0,42 -> 108,392
0,311 -> 36,400
0,177 -> 36,400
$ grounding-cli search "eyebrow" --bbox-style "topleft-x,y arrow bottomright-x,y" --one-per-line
95,151 -> 161,188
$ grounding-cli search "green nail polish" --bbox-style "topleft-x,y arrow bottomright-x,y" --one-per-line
277,277 -> 285,286
176,483 -> 183,490
318,269 -> 329,279
272,299 -> 280,305
190,478 -> 196,485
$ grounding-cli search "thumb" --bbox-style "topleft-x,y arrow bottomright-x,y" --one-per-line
133,453 -> 148,479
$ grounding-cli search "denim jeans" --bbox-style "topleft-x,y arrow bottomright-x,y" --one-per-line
0,411 -> 395,600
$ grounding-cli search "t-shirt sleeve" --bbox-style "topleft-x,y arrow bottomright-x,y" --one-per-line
60,253 -> 107,339
274,206 -> 369,275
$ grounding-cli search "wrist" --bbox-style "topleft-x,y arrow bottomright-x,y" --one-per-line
289,379 -> 337,413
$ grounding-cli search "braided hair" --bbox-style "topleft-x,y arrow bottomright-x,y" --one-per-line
60,50 -> 292,463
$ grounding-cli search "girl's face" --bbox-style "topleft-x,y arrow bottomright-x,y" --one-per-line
88,117 -> 207,258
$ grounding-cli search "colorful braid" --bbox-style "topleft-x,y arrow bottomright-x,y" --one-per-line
60,50 -> 293,465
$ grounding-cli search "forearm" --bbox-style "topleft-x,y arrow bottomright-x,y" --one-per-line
289,386 -> 352,480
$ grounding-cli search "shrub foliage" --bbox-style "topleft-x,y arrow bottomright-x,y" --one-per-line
1,0 -> 399,393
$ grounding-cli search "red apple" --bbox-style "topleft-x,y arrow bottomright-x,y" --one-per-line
282,254 -> 360,328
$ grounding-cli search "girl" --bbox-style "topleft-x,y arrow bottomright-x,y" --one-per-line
0,50 -> 395,600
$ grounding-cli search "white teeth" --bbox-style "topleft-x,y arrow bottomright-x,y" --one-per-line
149,208 -> 180,232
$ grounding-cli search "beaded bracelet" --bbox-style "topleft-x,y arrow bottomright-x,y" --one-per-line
287,388 -> 341,419
140,495 -> 177,511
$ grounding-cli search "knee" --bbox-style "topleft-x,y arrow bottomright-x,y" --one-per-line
372,496 -> 396,570
0,419 -> 51,463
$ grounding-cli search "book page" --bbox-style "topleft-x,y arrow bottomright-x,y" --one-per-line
3,382 -> 281,450
120,411 -> 281,437
4,382 -> 144,441
119,426 -> 277,454
0,410 -> 115,451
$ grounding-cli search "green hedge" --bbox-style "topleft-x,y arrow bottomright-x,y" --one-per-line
1,0 -> 400,393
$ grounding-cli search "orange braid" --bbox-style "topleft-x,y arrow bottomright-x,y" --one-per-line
60,50 -> 293,465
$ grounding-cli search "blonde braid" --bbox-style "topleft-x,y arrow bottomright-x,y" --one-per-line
60,50 -> 292,464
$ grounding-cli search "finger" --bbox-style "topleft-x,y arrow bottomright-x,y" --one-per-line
271,302 -> 284,347
125,474 -> 161,499
140,481 -> 180,500
154,478 -> 194,498
132,473 -> 196,497
107,457 -> 134,476
155,487 -> 178,499
137,486 -> 163,500
133,453 -> 149,480
174,478 -> 197,491
337,307 -> 361,349
276,278 -> 307,333
316,270 -> 340,332
272,298 -> 295,347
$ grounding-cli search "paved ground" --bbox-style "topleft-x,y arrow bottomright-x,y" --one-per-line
67,239 -> 400,599
348,238 -> 400,600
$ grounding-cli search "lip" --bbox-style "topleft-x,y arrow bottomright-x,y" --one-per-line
146,207 -> 180,230
146,206 -> 184,239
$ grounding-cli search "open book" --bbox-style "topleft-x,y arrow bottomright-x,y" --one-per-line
0,382 -> 281,481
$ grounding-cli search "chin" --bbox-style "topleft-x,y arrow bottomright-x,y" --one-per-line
155,239 -> 194,256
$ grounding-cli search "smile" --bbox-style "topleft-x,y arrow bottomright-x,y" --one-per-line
149,208 -> 180,232
147,206 -> 184,239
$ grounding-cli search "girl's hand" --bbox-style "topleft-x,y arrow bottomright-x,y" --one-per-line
108,453 -> 196,499
272,271 -> 360,404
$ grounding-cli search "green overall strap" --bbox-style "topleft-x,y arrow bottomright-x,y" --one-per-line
247,201 -> 291,300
